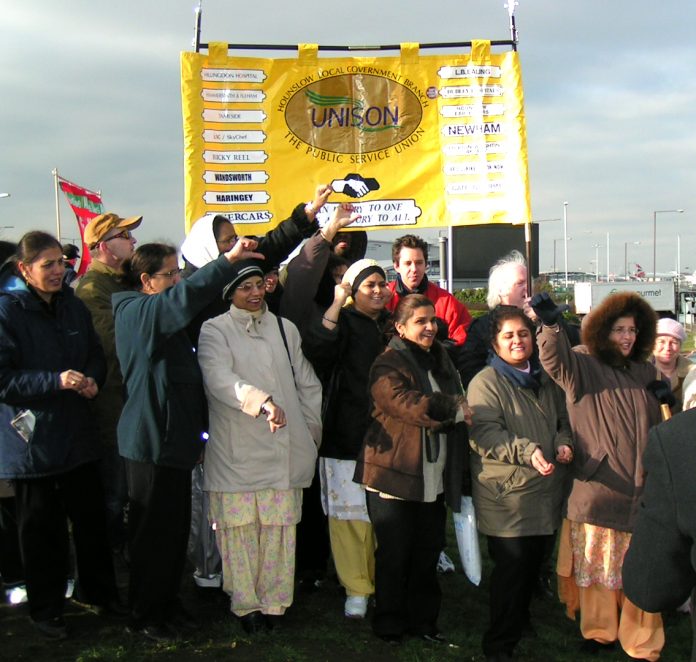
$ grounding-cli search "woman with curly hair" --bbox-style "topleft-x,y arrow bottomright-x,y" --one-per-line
531,292 -> 664,661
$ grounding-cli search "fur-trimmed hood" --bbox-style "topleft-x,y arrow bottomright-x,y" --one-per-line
581,292 -> 657,368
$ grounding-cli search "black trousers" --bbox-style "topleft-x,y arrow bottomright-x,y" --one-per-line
295,460 -> 330,581
125,459 -> 191,627
13,462 -> 117,622
367,491 -> 446,637
0,496 -> 24,584
483,534 -> 553,656
98,444 -> 128,550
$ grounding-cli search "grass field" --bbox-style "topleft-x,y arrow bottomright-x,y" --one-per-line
1,523 -> 691,662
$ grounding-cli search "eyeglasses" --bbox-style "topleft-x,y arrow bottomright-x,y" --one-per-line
216,235 -> 238,246
236,281 -> 265,293
610,326 -> 638,336
104,229 -> 133,242
151,268 -> 182,279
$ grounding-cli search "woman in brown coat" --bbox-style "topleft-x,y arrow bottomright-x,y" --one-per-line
531,291 -> 663,661
354,294 -> 471,644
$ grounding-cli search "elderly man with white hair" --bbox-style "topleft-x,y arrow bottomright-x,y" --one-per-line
458,251 -> 531,389
459,251 -> 580,389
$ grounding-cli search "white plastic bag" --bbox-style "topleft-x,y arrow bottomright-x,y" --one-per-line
453,495 -> 482,586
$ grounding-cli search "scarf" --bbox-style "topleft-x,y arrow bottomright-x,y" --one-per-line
489,352 -> 542,395
394,273 -> 429,297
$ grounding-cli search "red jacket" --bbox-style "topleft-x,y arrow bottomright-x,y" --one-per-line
386,280 -> 472,346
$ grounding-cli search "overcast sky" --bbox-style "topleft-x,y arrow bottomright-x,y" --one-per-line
1,0 -> 694,276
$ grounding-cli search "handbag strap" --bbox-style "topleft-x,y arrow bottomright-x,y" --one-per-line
276,316 -> 296,383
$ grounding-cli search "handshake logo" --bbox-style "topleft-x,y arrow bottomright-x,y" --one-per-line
331,173 -> 380,199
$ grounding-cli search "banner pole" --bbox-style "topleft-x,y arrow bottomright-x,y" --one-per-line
193,1 -> 203,53
52,168 -> 62,242
505,1 -> 519,49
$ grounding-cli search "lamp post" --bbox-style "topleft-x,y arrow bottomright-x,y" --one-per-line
0,193 -> 10,199
624,241 -> 640,280
653,209 -> 684,280
553,236 -> 572,273
563,202 -> 569,292
592,244 -> 601,282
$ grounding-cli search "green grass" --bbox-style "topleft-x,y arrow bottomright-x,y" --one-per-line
1,521 -> 691,661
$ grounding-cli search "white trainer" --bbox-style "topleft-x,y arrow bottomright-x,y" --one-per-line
344,595 -> 368,618
437,551 -> 456,574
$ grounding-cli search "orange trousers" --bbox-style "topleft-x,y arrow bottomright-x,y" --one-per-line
557,520 -> 664,661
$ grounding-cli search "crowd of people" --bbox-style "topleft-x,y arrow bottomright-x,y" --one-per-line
0,186 -> 695,662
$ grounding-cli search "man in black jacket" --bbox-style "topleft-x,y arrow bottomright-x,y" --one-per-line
623,409 -> 696,662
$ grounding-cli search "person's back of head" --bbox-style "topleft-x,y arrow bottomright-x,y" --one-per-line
486,250 -> 527,309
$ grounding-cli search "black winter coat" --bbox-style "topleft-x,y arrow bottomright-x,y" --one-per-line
303,305 -> 391,460
0,274 -> 106,478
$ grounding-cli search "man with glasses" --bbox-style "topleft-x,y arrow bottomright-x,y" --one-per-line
75,213 -> 142,572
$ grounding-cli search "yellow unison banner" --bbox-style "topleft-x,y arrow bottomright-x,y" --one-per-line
181,41 -> 531,234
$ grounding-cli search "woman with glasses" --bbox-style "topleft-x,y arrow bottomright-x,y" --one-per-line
197,260 -> 321,633
651,317 -> 694,412
530,291 -> 664,661
0,231 -> 119,639
180,185 -> 332,345
112,238 -> 262,642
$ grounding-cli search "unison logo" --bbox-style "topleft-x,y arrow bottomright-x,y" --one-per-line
306,91 -> 400,133
285,74 -> 423,154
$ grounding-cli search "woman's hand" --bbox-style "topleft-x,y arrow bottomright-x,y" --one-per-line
263,401 -> 287,433
78,377 -> 99,400
224,237 -> 264,263
333,282 -> 352,308
459,399 -> 473,426
531,447 -> 555,476
322,282 -> 351,330
305,184 -> 333,220
60,370 -> 87,392
320,203 -> 361,242
556,444 -> 573,464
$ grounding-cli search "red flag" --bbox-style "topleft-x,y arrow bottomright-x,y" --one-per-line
57,178 -> 104,276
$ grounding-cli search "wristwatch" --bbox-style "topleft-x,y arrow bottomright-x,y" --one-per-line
260,398 -> 273,415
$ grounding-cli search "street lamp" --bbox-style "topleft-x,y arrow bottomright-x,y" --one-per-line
553,236 -> 572,273
653,209 -> 684,280
592,244 -> 601,282
563,202 -> 569,292
624,241 -> 640,280
0,193 -> 10,199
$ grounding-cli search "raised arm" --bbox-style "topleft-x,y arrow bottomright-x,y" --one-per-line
257,185 -> 332,267
280,202 -> 359,327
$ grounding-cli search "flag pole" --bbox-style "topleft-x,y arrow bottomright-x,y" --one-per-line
52,168 -> 62,242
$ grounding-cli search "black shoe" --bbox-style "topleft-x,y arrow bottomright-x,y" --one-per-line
33,616 -> 68,640
485,653 -> 514,662
265,614 -> 284,631
70,595 -> 128,618
521,620 -> 538,638
126,622 -> 178,643
102,598 -> 130,618
377,633 -> 402,645
579,639 -> 616,654
239,610 -> 266,634
168,604 -> 198,631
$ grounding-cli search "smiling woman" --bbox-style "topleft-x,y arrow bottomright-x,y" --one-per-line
467,305 -> 572,661
302,258 -> 393,620
0,231 -> 119,640
354,294 -> 471,644
196,258 -> 322,633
